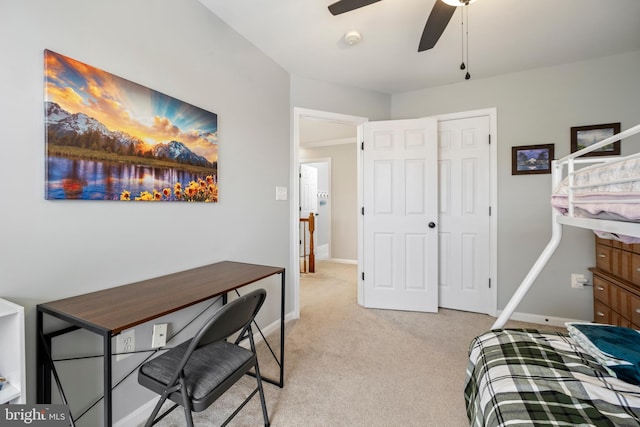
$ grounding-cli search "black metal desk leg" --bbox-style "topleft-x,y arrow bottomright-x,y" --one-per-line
104,333 -> 112,427
280,270 -> 285,387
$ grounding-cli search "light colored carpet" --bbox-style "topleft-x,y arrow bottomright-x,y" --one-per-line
149,260 -> 562,426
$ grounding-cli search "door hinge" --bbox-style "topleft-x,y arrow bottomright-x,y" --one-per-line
489,206 -> 491,216
361,207 -> 364,215
361,141 -> 364,150
488,278 -> 492,288
362,272 -> 365,281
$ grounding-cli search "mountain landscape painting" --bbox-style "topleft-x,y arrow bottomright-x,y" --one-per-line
44,49 -> 218,202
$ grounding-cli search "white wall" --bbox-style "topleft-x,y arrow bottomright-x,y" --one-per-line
392,50 -> 640,321
301,161 -> 330,252
0,0 -> 290,424
301,145 -> 359,261
291,75 -> 390,121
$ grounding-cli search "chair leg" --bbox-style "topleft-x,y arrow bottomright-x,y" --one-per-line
249,330 -> 270,426
254,360 -> 270,426
183,406 -> 194,427
145,394 -> 168,427
180,377 -> 195,427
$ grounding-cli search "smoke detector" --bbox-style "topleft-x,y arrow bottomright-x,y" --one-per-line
344,30 -> 362,45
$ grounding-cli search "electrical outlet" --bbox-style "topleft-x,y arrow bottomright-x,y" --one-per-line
571,273 -> 586,289
152,323 -> 168,348
116,329 -> 135,361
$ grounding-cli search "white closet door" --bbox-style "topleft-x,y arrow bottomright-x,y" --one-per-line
438,115 -> 492,314
363,117 -> 439,312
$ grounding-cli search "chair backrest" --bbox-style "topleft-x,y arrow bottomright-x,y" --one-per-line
191,288 -> 266,350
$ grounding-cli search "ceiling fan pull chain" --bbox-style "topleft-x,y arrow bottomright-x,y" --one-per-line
465,4 -> 471,80
459,6 -> 466,70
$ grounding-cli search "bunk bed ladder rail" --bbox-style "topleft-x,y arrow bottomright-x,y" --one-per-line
492,123 -> 640,330
492,160 -> 564,329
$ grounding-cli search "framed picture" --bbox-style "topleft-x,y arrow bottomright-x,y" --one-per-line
44,49 -> 218,202
511,144 -> 554,175
570,122 -> 621,157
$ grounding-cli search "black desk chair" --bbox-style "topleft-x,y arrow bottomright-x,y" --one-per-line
138,288 -> 270,426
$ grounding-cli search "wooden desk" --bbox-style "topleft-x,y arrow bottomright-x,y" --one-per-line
36,261 -> 285,427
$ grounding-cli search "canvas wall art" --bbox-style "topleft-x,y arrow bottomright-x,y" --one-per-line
511,144 -> 554,175
44,49 -> 218,202
570,123 -> 621,157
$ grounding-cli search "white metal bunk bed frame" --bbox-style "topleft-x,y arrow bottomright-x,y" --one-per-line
493,123 -> 640,329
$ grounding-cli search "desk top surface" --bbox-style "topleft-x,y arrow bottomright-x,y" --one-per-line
38,261 -> 284,335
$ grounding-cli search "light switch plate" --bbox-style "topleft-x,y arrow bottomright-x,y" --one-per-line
276,186 -> 288,201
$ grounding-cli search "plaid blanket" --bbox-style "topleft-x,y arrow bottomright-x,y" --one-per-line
464,329 -> 640,427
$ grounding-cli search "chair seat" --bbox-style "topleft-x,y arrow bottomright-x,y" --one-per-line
138,289 -> 269,426
140,339 -> 254,404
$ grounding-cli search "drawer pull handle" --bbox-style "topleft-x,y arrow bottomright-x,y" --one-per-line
597,286 -> 605,291
597,311 -> 605,317
598,254 -> 607,258
636,308 -> 640,314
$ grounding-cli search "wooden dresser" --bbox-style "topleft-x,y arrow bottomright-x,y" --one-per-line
590,236 -> 640,327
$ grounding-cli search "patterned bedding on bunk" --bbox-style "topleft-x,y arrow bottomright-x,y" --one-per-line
551,156 -> 640,222
464,329 -> 640,427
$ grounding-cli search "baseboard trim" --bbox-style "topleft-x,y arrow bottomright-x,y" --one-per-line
498,310 -> 589,328
115,398 -> 157,427
316,244 -> 329,260
328,258 -> 357,265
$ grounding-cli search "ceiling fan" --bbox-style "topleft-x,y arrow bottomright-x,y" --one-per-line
328,0 -> 472,52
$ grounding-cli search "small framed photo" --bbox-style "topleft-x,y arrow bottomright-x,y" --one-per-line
512,144 -> 554,175
571,122 -> 621,157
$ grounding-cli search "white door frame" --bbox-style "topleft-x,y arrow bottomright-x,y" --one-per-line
291,107 -> 367,318
434,107 -> 498,317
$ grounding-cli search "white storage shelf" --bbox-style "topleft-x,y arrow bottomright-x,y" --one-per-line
0,298 -> 25,404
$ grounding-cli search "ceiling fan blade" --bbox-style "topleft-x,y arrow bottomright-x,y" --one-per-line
418,0 -> 457,52
328,0 -> 383,16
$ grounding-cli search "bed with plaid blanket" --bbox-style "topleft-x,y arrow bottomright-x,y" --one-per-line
464,329 -> 640,426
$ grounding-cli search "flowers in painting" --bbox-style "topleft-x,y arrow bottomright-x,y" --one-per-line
120,176 -> 218,202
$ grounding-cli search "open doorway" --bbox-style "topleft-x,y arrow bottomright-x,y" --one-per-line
299,160 -> 330,266
291,108 -> 367,319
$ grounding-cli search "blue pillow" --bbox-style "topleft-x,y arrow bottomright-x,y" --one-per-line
569,323 -> 640,385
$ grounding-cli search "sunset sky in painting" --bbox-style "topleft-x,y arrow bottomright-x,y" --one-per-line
44,50 -> 218,162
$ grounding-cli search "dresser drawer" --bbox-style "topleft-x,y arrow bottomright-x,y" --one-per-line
593,300 -> 611,324
631,253 -> 640,285
623,242 -> 640,254
611,285 -> 631,318
612,248 -> 623,278
631,295 -> 640,326
593,276 -> 610,305
611,311 -> 632,328
596,244 -> 612,273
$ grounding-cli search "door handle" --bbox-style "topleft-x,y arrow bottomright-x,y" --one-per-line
428,222 -> 436,229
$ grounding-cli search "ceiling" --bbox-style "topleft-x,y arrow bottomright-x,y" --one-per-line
298,117 -> 358,146
198,0 -> 640,95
